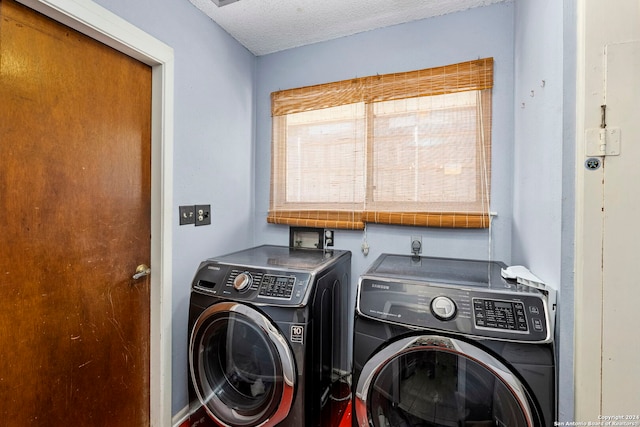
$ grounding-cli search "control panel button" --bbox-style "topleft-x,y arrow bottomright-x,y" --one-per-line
532,318 -> 544,332
473,298 -> 530,333
430,296 -> 457,321
259,274 -> 296,299
233,272 -> 253,292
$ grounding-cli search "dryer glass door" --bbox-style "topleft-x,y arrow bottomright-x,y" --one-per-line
190,302 -> 295,427
355,335 -> 538,427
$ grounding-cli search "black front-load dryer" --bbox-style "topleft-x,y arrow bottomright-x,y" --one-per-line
352,254 -> 557,427
187,245 -> 351,427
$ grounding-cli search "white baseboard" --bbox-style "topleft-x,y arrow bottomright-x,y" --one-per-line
172,405 -> 190,427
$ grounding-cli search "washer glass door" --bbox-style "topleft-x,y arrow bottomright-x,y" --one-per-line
355,335 -> 537,427
190,302 -> 295,427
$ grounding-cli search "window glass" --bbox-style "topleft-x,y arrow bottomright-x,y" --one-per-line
269,58 -> 493,229
370,92 -> 483,210
284,103 -> 365,205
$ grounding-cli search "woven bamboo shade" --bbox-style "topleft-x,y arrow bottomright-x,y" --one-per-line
268,58 -> 493,229
272,58 -> 493,116
267,210 -> 365,230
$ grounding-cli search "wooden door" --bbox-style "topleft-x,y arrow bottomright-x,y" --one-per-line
0,0 -> 152,425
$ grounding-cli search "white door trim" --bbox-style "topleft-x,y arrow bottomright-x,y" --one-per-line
575,0 -> 640,419
16,0 -> 175,425
574,0 -> 603,418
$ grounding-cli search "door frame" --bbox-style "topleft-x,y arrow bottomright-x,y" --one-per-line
15,0 -> 175,425
574,0 -> 603,418
575,0 -> 640,419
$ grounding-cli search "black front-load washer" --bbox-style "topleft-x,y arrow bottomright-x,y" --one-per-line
187,245 -> 352,427
352,254 -> 557,427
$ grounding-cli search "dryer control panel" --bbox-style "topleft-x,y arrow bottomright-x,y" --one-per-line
191,261 -> 314,307
357,277 -> 553,343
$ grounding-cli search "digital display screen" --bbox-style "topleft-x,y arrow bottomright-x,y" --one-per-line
494,301 -> 513,310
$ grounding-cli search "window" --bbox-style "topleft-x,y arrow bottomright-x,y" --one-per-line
269,58 -> 493,230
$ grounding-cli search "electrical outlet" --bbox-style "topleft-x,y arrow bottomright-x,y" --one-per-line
179,205 -> 195,225
195,205 -> 211,226
324,230 -> 334,247
411,236 -> 422,255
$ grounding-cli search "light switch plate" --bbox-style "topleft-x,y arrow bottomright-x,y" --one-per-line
179,205 -> 195,225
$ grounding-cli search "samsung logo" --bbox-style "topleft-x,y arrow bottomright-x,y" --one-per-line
371,283 -> 390,290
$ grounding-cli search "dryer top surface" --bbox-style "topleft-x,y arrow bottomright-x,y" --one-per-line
209,244 -> 350,273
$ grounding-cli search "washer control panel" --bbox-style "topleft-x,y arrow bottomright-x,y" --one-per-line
192,262 -> 313,306
258,274 -> 296,299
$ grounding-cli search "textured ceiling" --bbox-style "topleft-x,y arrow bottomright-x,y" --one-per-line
188,0 -> 508,56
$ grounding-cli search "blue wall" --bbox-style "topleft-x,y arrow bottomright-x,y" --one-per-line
92,0 -> 256,415
255,0 -> 575,421
513,0 -> 564,289
90,0 -> 576,420
255,2 -> 516,277
513,0 -> 575,421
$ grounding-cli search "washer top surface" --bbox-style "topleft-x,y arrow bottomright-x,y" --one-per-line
210,244 -> 348,272
364,254 -> 509,289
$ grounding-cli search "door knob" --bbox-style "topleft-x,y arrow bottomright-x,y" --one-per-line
132,264 -> 151,279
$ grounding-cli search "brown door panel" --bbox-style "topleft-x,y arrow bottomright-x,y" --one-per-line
0,0 -> 152,424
